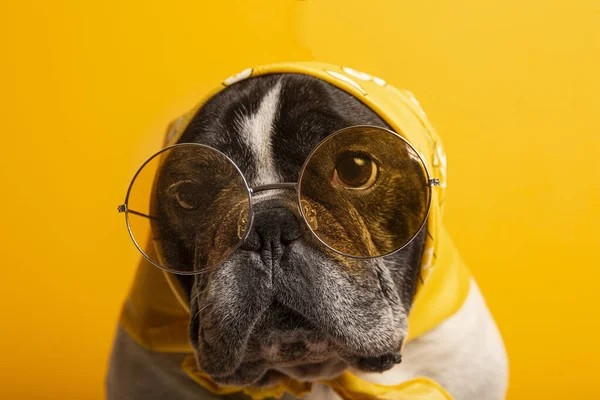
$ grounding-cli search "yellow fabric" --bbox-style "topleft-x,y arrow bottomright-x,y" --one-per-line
119,62 -> 472,399
181,355 -> 452,400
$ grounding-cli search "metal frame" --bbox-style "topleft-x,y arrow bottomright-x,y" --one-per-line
118,125 -> 439,274
296,125 -> 435,260
118,143 -> 254,275
251,182 -> 297,193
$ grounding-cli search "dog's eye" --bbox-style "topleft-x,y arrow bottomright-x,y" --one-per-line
333,153 -> 378,190
167,180 -> 201,210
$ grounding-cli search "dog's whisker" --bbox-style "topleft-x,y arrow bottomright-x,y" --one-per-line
192,301 -> 213,320
189,287 -> 207,303
295,348 -> 314,363
189,285 -> 214,322
379,259 -> 403,265
189,281 -> 213,304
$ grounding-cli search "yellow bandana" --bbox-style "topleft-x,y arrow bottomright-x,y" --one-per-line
119,62 -> 471,399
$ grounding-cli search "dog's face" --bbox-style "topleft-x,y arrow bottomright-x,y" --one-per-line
152,74 -> 426,387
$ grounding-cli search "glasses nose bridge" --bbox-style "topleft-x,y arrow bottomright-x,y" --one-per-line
249,182 -> 298,194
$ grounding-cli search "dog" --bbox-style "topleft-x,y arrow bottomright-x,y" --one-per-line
107,65 -> 508,400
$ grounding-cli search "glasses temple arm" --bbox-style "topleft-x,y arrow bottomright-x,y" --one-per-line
117,204 -> 156,220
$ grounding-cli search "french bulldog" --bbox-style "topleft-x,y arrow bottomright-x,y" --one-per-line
107,73 -> 508,400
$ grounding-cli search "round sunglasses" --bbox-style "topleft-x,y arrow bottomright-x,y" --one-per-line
118,125 -> 440,275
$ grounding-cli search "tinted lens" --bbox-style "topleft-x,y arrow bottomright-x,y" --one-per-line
298,126 -> 430,258
125,144 -> 251,274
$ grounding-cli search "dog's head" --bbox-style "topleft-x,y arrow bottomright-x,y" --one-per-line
152,74 -> 426,387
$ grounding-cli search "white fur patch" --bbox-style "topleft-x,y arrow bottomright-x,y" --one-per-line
238,80 -> 282,186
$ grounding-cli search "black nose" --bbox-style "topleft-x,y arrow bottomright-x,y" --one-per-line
240,207 -> 301,259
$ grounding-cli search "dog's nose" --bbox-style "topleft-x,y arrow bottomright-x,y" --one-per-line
240,207 -> 301,258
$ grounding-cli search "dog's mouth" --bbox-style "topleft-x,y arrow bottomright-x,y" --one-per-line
202,301 -> 341,386
254,359 -> 349,388
197,300 -> 402,387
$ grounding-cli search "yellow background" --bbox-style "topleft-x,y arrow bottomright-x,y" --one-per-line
1,1 -> 598,399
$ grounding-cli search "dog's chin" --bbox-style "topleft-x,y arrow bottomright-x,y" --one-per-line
196,302 -> 403,388
203,338 -> 401,388
248,358 -> 348,389
211,360 -> 346,390
198,345 -> 347,388
274,358 -> 349,382
199,302 -> 348,387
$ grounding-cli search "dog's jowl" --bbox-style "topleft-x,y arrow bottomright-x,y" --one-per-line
109,63 -> 508,400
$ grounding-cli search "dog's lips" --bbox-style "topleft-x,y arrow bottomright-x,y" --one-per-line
197,300 -> 402,387
208,357 -> 348,387
246,303 -> 338,366
257,337 -> 334,367
196,300 -> 342,385
206,349 -> 401,387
